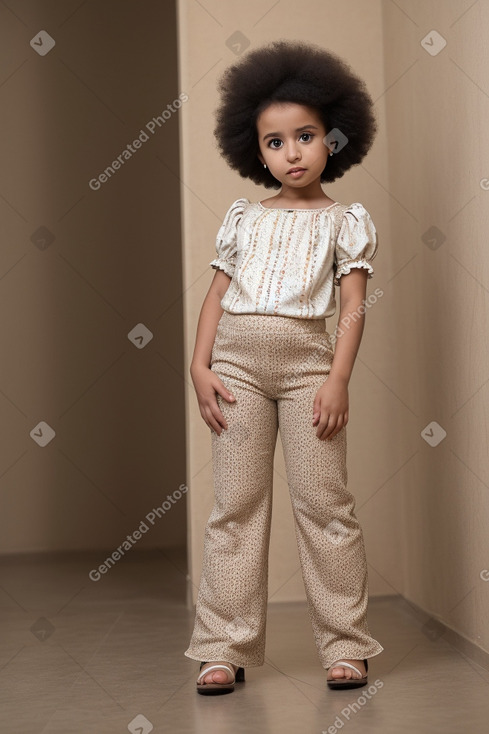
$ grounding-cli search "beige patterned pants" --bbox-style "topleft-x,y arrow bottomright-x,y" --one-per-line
184,311 -> 384,670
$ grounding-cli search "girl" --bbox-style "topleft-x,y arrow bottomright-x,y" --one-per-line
184,39 -> 384,695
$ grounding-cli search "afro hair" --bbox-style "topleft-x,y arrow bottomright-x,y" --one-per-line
214,39 -> 378,188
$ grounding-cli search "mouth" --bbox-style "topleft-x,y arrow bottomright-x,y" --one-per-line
287,167 -> 306,174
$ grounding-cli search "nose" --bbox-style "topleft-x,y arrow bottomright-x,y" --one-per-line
285,140 -> 301,162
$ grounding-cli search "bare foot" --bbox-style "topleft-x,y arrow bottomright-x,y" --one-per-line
328,658 -> 366,681
199,661 -> 239,684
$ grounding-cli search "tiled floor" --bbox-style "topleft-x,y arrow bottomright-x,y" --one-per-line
1,548 -> 488,734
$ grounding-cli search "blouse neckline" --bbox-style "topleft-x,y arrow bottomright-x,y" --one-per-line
258,201 -> 341,212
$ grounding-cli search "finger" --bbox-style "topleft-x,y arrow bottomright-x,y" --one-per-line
327,416 -> 346,440
213,396 -> 230,430
215,382 -> 235,403
322,416 -> 340,441
317,416 -> 334,440
205,405 -> 227,435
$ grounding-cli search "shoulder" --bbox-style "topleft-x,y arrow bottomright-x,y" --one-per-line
218,197 -> 252,227
332,202 -> 376,233
217,199 -> 255,241
223,197 -> 252,212
339,202 -> 373,221
219,197 -> 253,222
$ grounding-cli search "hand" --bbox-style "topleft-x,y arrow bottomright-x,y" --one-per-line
190,364 -> 235,436
312,377 -> 349,441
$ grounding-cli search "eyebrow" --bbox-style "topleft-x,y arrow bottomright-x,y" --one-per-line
262,125 -> 319,141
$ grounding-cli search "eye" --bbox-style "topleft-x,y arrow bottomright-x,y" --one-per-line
299,132 -> 313,142
267,138 -> 283,149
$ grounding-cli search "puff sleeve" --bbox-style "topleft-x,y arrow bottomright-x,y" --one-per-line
333,203 -> 378,286
209,198 -> 248,278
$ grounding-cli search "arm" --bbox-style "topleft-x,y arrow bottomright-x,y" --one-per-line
190,269 -> 236,434
312,269 -> 368,440
190,269 -> 230,371
328,268 -> 368,385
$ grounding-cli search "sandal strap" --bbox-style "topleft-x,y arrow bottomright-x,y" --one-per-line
328,660 -> 364,677
197,663 -> 235,684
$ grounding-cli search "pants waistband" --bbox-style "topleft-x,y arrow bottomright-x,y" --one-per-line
217,311 -> 327,337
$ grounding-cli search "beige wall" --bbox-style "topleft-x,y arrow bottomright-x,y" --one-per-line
381,0 -> 489,654
179,0 -> 489,659
0,1 -> 186,553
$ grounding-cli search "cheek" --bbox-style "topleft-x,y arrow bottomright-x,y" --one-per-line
310,146 -> 328,166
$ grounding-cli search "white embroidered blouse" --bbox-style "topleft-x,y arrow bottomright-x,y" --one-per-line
209,198 -> 378,320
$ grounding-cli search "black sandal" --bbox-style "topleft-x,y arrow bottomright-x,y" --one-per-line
327,658 -> 368,690
196,660 -> 245,695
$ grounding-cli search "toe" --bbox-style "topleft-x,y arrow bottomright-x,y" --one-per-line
328,660 -> 366,680
206,670 -> 229,684
201,662 -> 236,685
331,666 -> 352,679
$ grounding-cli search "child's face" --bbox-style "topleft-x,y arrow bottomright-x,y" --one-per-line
256,102 -> 330,191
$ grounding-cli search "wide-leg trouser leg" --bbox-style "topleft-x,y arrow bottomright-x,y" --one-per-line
277,381 -> 384,669
184,324 -> 278,667
184,311 -> 384,669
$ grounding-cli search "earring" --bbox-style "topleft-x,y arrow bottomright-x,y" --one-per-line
263,163 -> 267,169
329,152 -> 333,157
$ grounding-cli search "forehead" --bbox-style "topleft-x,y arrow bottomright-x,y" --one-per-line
256,102 -> 323,130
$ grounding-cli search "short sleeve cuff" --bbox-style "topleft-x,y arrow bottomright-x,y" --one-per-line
210,257 -> 235,278
334,259 -> 375,287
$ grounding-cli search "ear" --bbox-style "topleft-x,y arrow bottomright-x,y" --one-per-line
257,152 -> 265,166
